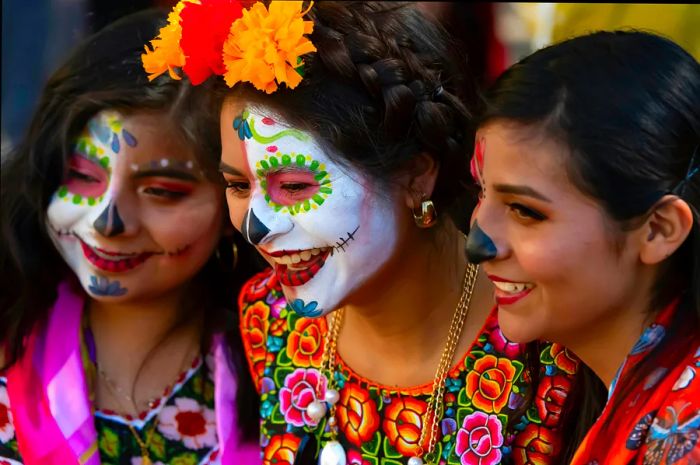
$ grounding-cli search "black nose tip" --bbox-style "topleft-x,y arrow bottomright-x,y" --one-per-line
241,208 -> 270,245
466,221 -> 497,264
93,201 -> 125,237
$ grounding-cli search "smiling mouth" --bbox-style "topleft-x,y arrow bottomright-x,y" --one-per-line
80,239 -> 155,273
265,226 -> 360,287
488,275 -> 535,306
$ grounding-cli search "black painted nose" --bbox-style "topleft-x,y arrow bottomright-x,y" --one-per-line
465,221 -> 497,264
241,208 -> 270,245
93,201 -> 125,237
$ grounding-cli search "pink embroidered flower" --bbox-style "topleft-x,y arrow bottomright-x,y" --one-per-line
455,411 -> 504,465
157,397 -> 217,450
0,384 -> 15,443
487,320 -> 523,359
347,449 -> 372,465
279,368 -> 327,427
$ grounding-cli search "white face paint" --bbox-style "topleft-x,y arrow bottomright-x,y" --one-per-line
47,110 -> 224,302
221,105 -> 400,317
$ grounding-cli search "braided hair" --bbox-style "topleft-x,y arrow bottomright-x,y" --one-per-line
226,1 -> 478,231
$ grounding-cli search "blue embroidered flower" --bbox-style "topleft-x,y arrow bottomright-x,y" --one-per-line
630,324 -> 665,355
88,275 -> 127,296
267,335 -> 284,353
290,298 -> 322,317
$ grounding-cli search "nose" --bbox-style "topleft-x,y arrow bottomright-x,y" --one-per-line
241,208 -> 270,245
93,200 -> 125,237
465,220 -> 498,264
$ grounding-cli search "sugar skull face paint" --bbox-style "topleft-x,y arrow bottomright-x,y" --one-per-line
47,110 -> 224,303
466,138 -> 498,264
221,103 -> 400,317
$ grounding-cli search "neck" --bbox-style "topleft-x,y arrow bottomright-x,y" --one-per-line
336,224 -> 493,386
562,280 -> 656,388
88,287 -> 202,413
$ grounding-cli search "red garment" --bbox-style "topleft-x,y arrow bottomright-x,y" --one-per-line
571,300 -> 700,464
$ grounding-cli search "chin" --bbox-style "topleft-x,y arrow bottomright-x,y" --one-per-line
497,309 -> 541,344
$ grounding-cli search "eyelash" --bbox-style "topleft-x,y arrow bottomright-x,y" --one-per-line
507,202 -> 546,221
226,181 -> 251,196
68,169 -> 99,183
280,182 -> 313,193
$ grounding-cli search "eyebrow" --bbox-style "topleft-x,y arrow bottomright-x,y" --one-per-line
219,161 -> 245,176
493,183 -> 552,202
132,169 -> 199,181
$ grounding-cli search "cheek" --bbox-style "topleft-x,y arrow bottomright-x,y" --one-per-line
47,195 -> 96,230
225,194 -> 249,231
147,198 -> 223,248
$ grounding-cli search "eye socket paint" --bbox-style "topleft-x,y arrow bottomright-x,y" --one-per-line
465,220 -> 497,264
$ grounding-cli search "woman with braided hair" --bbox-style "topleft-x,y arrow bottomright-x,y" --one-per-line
141,1 -> 578,464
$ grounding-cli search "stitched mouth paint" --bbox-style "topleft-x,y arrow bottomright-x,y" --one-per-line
80,239 -> 154,272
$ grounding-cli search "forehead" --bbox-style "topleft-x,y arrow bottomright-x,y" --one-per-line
81,110 -> 196,164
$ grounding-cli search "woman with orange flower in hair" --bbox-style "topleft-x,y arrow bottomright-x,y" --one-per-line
142,2 -> 581,464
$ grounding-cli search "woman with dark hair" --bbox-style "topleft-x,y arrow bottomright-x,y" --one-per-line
0,9 -> 262,465
468,30 -> 699,462
142,2 -> 580,464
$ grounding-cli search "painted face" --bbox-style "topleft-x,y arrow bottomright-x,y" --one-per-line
220,103 -> 400,317
47,110 -> 224,302
471,122 -> 643,346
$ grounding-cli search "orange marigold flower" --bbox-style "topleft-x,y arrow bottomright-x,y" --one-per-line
142,0 -> 198,81
222,1 -> 317,93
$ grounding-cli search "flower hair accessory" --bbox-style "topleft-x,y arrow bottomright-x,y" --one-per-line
142,0 -> 316,93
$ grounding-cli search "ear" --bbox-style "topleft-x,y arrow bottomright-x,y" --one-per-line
401,152 -> 440,210
639,195 -> 694,265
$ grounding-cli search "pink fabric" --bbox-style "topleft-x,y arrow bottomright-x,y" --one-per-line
6,281 -> 261,465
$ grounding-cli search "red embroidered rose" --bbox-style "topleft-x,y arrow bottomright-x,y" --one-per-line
241,301 -> 270,364
466,355 -> 517,413
382,396 -> 431,456
286,318 -> 324,368
550,344 -> 578,375
269,317 -> 287,337
336,384 -> 381,447
263,433 -> 301,465
535,375 -> 572,427
512,423 -> 557,465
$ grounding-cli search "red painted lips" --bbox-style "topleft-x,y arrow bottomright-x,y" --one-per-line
274,250 -> 331,286
80,240 -> 153,273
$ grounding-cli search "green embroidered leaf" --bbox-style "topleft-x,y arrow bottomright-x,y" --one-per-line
361,431 -> 381,455
276,348 -> 293,367
148,430 -> 166,460
540,345 -> 555,364
270,402 -> 286,425
171,452 -> 198,465
456,407 -> 475,427
98,426 -> 119,458
381,436 -> 401,459
204,379 -> 215,404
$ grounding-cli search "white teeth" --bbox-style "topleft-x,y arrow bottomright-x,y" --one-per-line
277,255 -> 292,265
311,248 -> 321,256
92,248 -> 131,260
300,250 -> 312,261
493,281 -> 532,294
290,253 -> 301,264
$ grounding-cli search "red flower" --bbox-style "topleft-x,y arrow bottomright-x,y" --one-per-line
263,433 -> 301,465
336,384 -> 381,447
241,301 -> 270,363
550,344 -> 578,375
286,318 -> 324,367
535,375 -> 572,427
466,355 -> 517,413
512,423 -> 557,465
269,318 -> 287,337
179,0 -> 244,84
347,449 -> 372,465
382,396 -> 431,456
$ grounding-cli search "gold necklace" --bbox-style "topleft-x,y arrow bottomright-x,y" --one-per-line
310,263 -> 479,465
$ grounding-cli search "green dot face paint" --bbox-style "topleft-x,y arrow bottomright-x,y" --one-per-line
223,105 -> 401,317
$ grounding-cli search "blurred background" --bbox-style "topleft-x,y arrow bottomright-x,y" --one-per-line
2,1 -> 699,157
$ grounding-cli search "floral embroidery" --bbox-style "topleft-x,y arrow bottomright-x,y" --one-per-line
535,375 -> 572,428
158,397 -> 217,450
240,269 -> 576,465
337,384 -> 381,448
454,411 -> 503,465
279,368 -> 327,427
465,355 -> 518,414
0,384 -> 15,443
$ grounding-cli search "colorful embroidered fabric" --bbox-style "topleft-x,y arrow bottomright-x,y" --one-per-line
570,300 -> 700,465
0,280 -> 258,465
1,358 -> 221,464
239,269 -> 578,465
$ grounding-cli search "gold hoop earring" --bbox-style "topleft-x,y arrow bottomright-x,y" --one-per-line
412,195 -> 437,228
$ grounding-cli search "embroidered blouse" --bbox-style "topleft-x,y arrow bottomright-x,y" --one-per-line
570,299 -> 700,465
239,269 -> 578,465
1,357 -> 221,465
